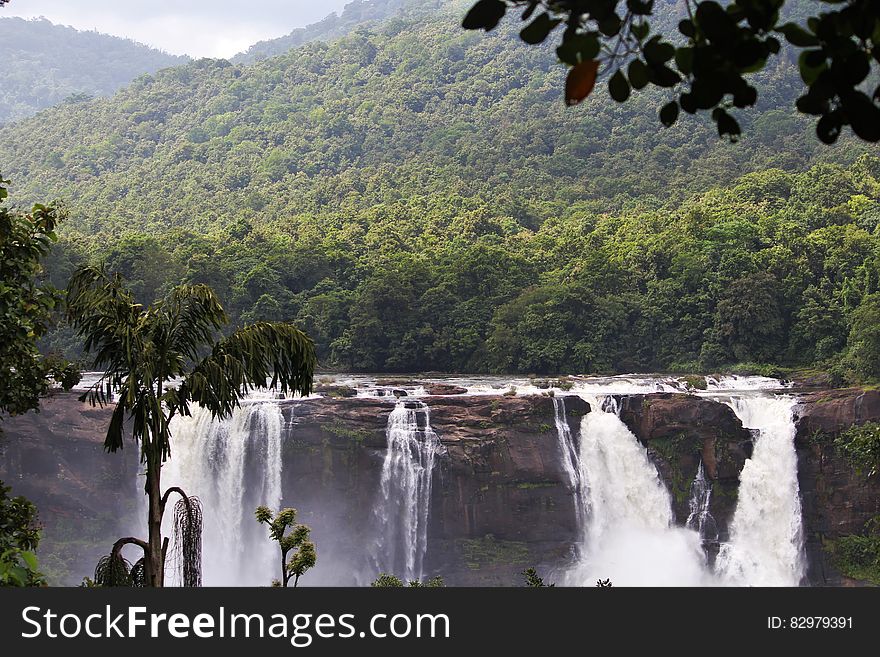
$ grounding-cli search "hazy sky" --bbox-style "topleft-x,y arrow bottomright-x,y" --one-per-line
1,0 -> 354,58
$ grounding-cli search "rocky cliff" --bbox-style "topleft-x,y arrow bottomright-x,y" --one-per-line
0,392 -> 140,585
279,394 -> 590,585
794,389 -> 880,586
1,388 -> 878,586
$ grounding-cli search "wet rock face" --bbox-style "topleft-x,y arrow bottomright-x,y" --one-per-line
277,393 -> 589,585
615,393 -> 752,542
795,389 -> 880,443
0,393 -> 140,585
794,389 -> 880,586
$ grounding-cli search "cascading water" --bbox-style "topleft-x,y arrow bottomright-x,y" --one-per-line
716,395 -> 804,586
552,395 -> 586,551
552,396 -> 581,491
163,401 -> 284,586
566,395 -> 708,586
686,461 -> 718,559
370,401 -> 442,582
137,373 -> 804,587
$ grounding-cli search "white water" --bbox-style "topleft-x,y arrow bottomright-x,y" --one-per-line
117,373 -> 804,587
686,461 -> 718,549
566,396 -> 709,586
552,396 -> 581,493
552,396 -> 586,550
163,402 -> 284,586
370,402 -> 442,582
716,395 -> 805,586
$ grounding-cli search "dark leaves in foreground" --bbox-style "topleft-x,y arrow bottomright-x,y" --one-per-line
463,0 -> 880,144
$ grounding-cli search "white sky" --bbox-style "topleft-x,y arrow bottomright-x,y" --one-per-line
1,0 -> 354,58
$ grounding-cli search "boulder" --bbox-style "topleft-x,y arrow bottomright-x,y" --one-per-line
314,384 -> 358,398
424,384 -> 468,396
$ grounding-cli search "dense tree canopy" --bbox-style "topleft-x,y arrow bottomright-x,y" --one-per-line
0,3 -> 876,380
32,156 -> 880,382
0,176 -> 78,420
464,0 -> 880,143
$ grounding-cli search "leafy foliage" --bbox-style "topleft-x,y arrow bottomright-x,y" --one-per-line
93,554 -> 140,588
844,294 -> 880,381
0,481 -> 44,586
66,267 -> 316,586
834,422 -> 880,477
255,506 -> 317,587
463,0 -> 880,143
522,566 -> 554,586
370,573 -> 445,587
827,518 -> 880,584
171,495 -> 203,588
66,266 -> 316,456
0,175 -> 77,421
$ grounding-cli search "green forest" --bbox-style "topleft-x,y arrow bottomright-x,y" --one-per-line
0,17 -> 187,124
0,2 -> 877,379
233,0 -> 443,64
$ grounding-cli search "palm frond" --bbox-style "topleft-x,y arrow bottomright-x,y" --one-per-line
65,265 -> 142,373
151,284 -> 228,367
175,322 -> 316,419
104,399 -> 127,453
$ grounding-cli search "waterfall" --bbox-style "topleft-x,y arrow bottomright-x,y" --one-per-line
552,395 -> 586,552
716,395 -> 804,586
566,396 -> 708,586
163,401 -> 284,586
686,461 -> 718,554
370,401 -> 442,582
552,396 -> 581,492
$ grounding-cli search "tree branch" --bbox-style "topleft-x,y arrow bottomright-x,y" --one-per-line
161,486 -> 191,513
110,536 -> 149,560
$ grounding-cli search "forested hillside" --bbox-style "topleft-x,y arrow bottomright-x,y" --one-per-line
0,17 -> 188,124
0,5 -> 877,377
233,0 -> 443,64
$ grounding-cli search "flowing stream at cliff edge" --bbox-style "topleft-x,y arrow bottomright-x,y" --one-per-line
564,395 -> 709,586
716,395 -> 805,586
369,401 -> 442,582
163,401 -> 284,586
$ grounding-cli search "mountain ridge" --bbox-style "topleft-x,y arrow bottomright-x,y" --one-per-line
0,16 -> 189,125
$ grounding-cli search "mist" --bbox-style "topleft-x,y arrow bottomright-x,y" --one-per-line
1,0 -> 353,57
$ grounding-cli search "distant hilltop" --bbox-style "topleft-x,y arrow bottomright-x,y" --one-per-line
0,16 -> 188,124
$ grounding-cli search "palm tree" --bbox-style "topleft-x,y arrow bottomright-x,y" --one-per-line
66,266 -> 316,587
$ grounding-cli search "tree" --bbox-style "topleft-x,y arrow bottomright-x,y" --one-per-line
370,573 -> 445,587
66,266 -> 316,587
463,0 -> 880,143
522,567 -> 555,587
255,506 -> 317,587
0,175 -> 80,423
0,481 -> 44,587
845,292 -> 880,380
834,422 -> 880,478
